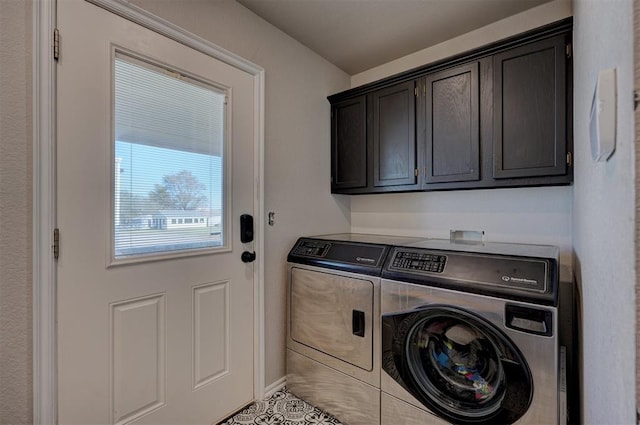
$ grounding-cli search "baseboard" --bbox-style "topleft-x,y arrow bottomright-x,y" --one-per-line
263,376 -> 286,399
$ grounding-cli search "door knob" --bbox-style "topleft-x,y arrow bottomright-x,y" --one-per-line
241,251 -> 256,263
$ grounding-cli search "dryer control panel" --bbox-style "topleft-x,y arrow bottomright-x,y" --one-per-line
291,240 -> 331,258
287,237 -> 390,276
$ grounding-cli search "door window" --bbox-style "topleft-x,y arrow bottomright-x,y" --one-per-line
113,52 -> 227,262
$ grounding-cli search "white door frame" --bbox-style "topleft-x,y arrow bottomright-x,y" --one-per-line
33,1 -> 265,423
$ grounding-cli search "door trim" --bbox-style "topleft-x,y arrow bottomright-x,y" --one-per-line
33,1 -> 266,423
33,0 -> 57,423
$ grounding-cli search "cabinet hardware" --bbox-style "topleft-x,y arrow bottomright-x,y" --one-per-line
53,28 -> 60,61
565,43 -> 572,59
414,168 -> 419,177
53,228 -> 60,260
566,152 -> 573,167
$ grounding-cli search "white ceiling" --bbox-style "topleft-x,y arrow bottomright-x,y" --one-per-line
236,0 -> 554,75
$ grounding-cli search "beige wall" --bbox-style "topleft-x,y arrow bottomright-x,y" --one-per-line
349,0 -> 574,268
128,0 -> 352,388
0,1 -> 33,424
351,0 -> 573,87
572,0 -> 635,423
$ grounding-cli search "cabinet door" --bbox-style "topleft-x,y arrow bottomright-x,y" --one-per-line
331,96 -> 367,190
424,62 -> 480,184
494,35 -> 567,179
370,81 -> 417,188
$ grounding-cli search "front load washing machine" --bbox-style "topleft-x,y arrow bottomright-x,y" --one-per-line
380,240 -> 569,425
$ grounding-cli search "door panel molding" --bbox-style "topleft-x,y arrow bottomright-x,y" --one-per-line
33,1 -> 265,423
193,280 -> 230,389
110,294 -> 167,425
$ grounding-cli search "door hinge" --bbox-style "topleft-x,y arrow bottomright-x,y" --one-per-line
566,152 -> 573,167
53,28 -> 60,61
53,228 -> 60,260
565,43 -> 572,59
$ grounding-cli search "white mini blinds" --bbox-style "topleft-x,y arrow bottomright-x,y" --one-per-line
113,52 -> 227,261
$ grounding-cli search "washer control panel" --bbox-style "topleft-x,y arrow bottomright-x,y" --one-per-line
391,250 -> 446,273
382,246 -> 556,305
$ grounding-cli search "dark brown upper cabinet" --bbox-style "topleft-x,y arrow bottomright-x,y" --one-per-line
328,18 -> 572,195
493,35 -> 568,179
331,95 -> 367,190
421,61 -> 480,184
369,81 -> 418,189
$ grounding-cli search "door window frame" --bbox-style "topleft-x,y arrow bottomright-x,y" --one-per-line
109,48 -> 232,265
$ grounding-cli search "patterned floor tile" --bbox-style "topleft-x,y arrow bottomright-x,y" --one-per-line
219,388 -> 343,425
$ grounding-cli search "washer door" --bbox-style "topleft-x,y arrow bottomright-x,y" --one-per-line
388,306 -> 533,424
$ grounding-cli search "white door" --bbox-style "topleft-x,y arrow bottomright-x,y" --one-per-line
56,1 -> 257,424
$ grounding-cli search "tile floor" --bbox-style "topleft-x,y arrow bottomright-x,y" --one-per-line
219,387 -> 343,425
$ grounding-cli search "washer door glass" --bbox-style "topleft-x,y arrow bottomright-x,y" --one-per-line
401,307 -> 532,423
